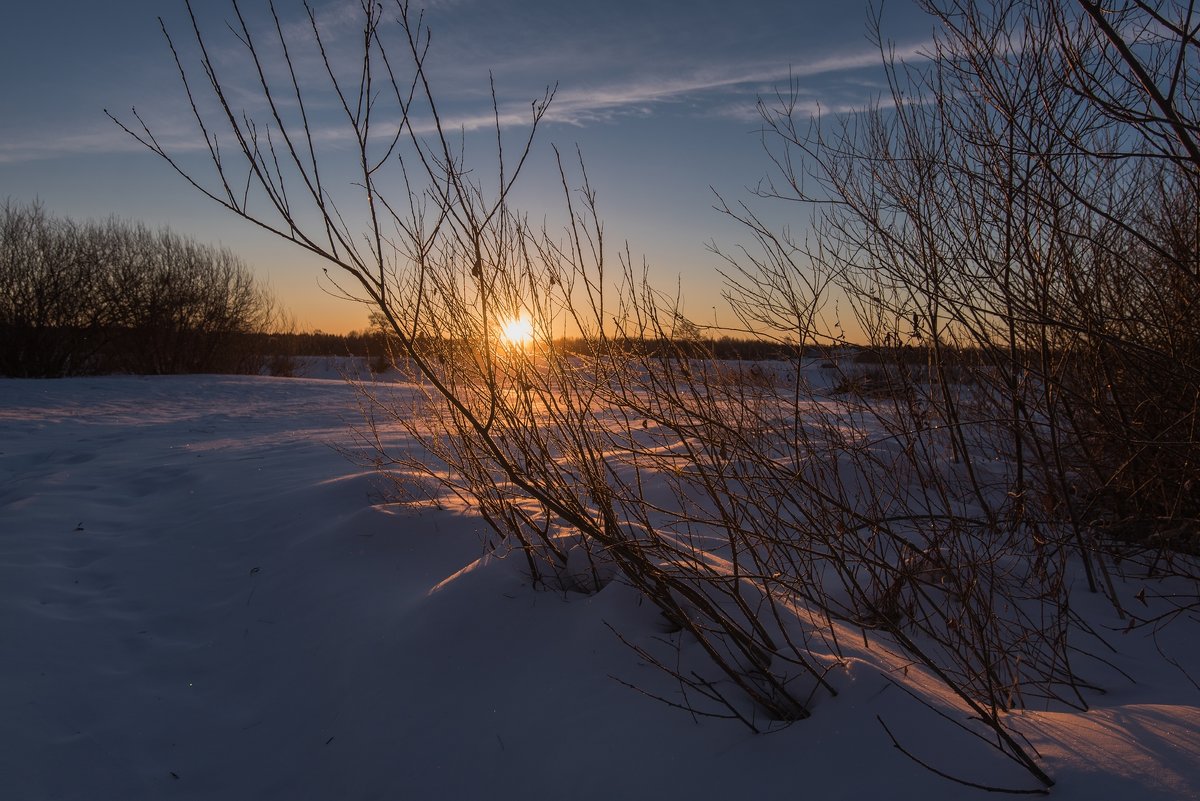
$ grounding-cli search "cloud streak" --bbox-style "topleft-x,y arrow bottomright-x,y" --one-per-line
0,126 -> 153,165
465,40 -> 931,131
4,6 -> 930,167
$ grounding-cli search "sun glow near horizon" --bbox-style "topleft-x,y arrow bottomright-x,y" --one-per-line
498,315 -> 535,349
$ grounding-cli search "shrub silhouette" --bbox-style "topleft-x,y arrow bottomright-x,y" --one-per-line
111,0 -> 1200,791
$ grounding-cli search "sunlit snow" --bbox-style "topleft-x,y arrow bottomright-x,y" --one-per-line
2,360 -> 1197,800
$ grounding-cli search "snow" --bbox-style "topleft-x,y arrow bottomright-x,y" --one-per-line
2,368 -> 1198,800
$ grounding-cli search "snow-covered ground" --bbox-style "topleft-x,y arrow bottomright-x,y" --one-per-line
2,368 -> 1198,800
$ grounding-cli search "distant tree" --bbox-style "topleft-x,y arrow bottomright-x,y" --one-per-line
0,202 -> 282,376
0,202 -> 108,376
100,222 -> 280,374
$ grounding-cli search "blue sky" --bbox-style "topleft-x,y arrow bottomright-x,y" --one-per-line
1,0 -> 932,334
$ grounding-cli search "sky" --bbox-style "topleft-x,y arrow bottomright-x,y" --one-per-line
0,0 -> 934,335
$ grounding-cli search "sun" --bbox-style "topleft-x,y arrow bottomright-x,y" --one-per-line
498,315 -> 535,348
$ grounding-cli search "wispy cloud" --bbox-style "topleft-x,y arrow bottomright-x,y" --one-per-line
467,40 -> 931,131
2,0 -> 931,167
0,126 -> 151,165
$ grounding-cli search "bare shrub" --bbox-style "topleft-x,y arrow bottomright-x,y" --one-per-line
747,0 -> 1200,546
114,0 -> 1200,791
708,0 -> 1200,780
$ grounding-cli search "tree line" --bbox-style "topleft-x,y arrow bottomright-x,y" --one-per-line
0,202 -> 283,377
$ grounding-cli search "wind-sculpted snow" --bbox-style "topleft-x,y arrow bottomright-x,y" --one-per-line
1,370 -> 1197,799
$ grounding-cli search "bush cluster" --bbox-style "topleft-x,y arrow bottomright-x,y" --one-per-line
0,202 -> 281,377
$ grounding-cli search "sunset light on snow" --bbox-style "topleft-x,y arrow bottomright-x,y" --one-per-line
3,1 -> 1198,798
